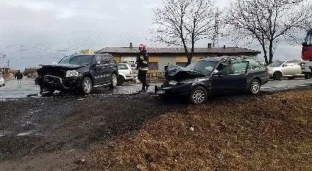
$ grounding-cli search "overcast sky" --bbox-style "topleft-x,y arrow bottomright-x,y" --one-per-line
0,0 -> 304,69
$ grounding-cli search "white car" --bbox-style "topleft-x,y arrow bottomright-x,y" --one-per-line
267,59 -> 304,80
117,63 -> 135,85
0,75 -> 5,87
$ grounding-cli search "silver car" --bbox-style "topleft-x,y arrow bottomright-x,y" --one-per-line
268,60 -> 304,80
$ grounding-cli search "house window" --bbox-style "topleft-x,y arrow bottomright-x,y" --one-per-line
148,62 -> 159,70
176,62 -> 188,67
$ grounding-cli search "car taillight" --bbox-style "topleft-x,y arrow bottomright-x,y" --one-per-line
266,67 -> 269,76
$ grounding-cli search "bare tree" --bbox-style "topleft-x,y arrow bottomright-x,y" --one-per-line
152,0 -> 215,65
225,0 -> 312,65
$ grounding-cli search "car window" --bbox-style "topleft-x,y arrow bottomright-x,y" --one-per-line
100,55 -> 110,64
246,59 -> 263,70
104,54 -> 115,64
269,60 -> 284,67
216,61 -> 231,75
216,61 -> 248,75
232,62 -> 248,74
286,60 -> 301,65
59,55 -> 94,65
185,60 -> 218,75
286,61 -> 294,64
118,64 -> 128,70
306,33 -> 312,45
95,55 -> 102,64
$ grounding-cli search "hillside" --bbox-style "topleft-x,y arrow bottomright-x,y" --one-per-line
95,90 -> 312,171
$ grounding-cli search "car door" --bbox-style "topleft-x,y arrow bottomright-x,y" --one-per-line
293,62 -> 302,75
246,58 -> 267,82
211,60 -> 249,95
100,54 -> 113,84
281,61 -> 294,75
92,55 -> 106,85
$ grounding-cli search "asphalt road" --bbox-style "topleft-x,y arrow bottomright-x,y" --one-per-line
1,77 -> 312,99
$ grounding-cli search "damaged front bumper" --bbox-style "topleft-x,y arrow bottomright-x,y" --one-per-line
41,75 -> 81,91
154,82 -> 192,96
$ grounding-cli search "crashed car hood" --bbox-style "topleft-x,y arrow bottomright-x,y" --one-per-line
166,65 -> 206,81
40,64 -> 84,70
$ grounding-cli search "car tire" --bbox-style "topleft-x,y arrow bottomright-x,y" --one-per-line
305,73 -> 311,79
81,77 -> 92,95
273,71 -> 282,80
190,86 -> 207,104
110,73 -> 118,88
248,79 -> 261,95
117,75 -> 125,86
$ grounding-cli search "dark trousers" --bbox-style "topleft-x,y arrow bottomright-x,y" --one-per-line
138,70 -> 148,90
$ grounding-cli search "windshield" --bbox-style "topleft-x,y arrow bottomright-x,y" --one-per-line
58,55 -> 94,65
269,60 -> 284,67
185,60 -> 218,75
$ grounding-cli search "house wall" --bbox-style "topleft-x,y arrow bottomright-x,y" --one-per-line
110,53 -> 259,72
158,56 -> 176,72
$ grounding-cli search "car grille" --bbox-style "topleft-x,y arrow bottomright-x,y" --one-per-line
42,68 -> 66,78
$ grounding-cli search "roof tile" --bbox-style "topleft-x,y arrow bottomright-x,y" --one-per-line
96,47 -> 261,54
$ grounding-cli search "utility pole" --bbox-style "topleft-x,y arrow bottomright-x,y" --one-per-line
212,8 -> 220,48
2,54 -> 6,68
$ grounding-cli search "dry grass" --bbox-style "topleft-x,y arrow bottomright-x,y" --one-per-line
94,90 -> 312,171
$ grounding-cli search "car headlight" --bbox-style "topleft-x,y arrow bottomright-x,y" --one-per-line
66,70 -> 79,77
169,80 -> 178,86
169,80 -> 193,86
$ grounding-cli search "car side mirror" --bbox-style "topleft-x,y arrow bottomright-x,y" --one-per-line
282,64 -> 287,67
302,42 -> 307,46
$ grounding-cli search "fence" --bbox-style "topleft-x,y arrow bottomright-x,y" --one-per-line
147,71 -> 166,83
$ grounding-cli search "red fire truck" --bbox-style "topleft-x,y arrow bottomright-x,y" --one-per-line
302,29 -> 312,79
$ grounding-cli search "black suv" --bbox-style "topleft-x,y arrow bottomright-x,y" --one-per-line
37,53 -> 119,95
155,56 -> 269,104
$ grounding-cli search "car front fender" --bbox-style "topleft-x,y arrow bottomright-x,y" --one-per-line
118,73 -> 126,79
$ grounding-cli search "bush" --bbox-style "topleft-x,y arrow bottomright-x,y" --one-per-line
23,67 -> 39,77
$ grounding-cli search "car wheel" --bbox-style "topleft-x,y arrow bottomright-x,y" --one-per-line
81,77 -> 92,95
305,73 -> 311,79
190,86 -> 207,104
273,71 -> 282,80
117,75 -> 125,86
249,79 -> 261,95
110,73 -> 118,88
